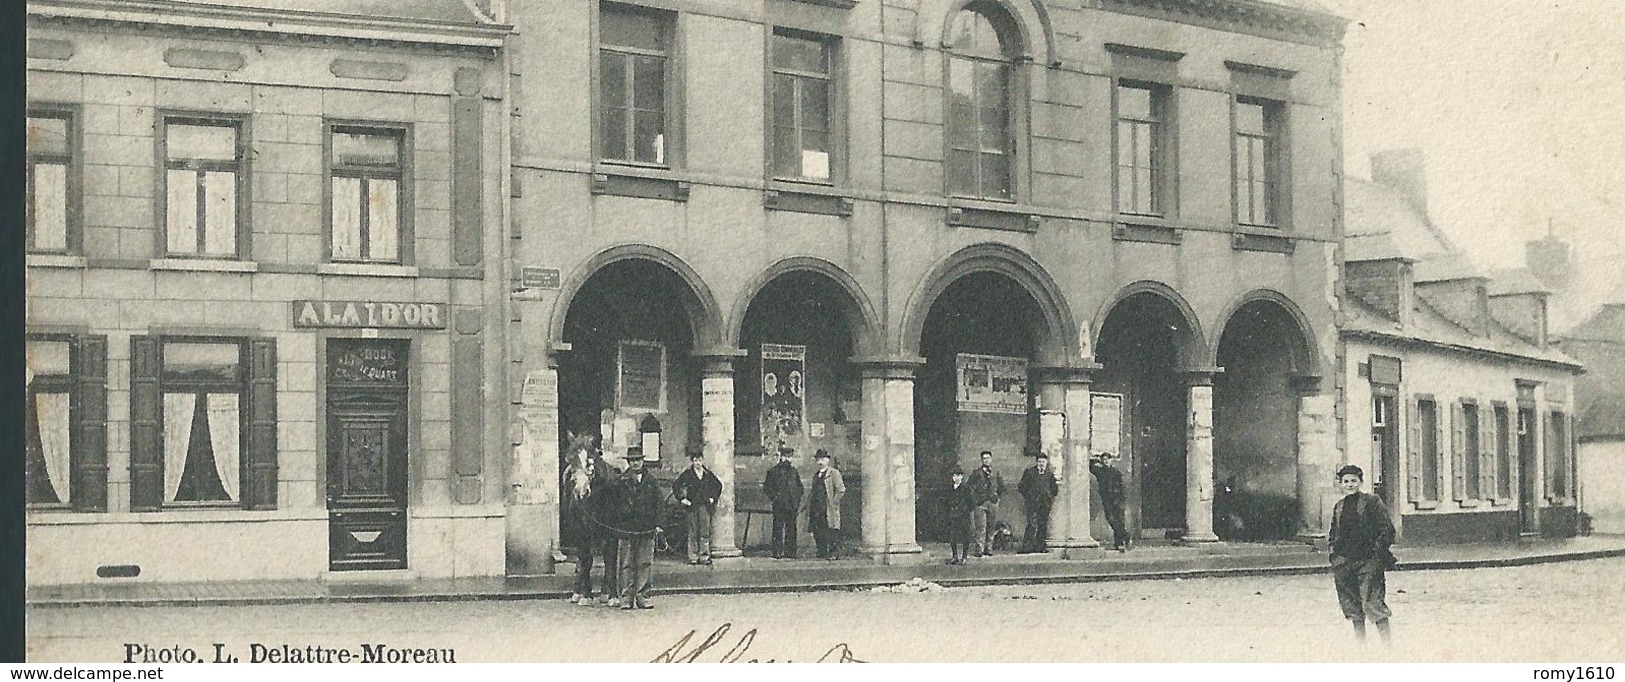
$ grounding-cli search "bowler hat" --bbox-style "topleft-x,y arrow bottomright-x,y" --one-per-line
813,449 -> 831,460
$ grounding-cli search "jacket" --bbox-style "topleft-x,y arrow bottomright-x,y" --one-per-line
807,467 -> 846,529
1089,460 -> 1125,504
763,461 -> 804,512
617,470 -> 664,537
1018,465 -> 1058,509
944,482 -> 976,521
968,465 -> 1005,506
1328,491 -> 1396,565
673,466 -> 723,510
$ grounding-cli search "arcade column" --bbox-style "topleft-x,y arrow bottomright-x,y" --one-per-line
1035,364 -> 1102,555
1183,368 -> 1221,543
1294,374 -> 1333,537
696,349 -> 746,560
857,357 -> 925,562
507,345 -> 567,575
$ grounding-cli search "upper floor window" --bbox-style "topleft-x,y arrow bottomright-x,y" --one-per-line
1116,83 -> 1169,216
164,119 -> 243,258
330,126 -> 406,264
599,4 -> 672,165
945,3 -> 1019,201
27,112 -> 74,254
771,31 -> 835,184
1234,98 -> 1283,227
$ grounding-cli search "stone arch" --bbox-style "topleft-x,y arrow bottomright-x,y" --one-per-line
900,243 -> 1077,366
915,0 -> 1058,66
726,257 -> 883,357
1210,289 -> 1322,378
548,243 -> 725,351
1092,281 -> 1209,370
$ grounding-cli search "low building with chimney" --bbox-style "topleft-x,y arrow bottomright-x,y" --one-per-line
1340,149 -> 1584,543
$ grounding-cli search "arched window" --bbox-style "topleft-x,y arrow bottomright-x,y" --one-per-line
945,3 -> 1020,201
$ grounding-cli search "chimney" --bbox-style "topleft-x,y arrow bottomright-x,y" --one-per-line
1526,233 -> 1574,294
1371,149 -> 1429,218
1345,258 -> 1415,328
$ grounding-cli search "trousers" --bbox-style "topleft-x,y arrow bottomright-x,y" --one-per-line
1103,498 -> 1130,548
685,505 -> 713,562
771,508 -> 798,557
573,538 -> 597,597
972,503 -> 997,553
618,535 -> 655,606
1332,556 -> 1392,622
1022,504 -> 1051,552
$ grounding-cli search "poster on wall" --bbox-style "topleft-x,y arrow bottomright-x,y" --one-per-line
1091,393 -> 1124,458
616,340 -> 666,413
760,343 -> 806,452
956,353 -> 1028,414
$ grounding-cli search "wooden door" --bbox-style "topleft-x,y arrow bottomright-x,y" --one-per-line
326,339 -> 410,571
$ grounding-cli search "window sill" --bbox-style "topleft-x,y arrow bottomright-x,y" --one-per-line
27,507 -> 322,525
1488,497 -> 1514,507
946,199 -> 1042,233
591,166 -> 691,202
27,253 -> 87,269
317,263 -> 420,278
1456,498 -> 1481,509
1409,500 -> 1440,511
1112,220 -> 1182,245
765,183 -> 853,217
1231,229 -> 1295,254
150,258 -> 259,273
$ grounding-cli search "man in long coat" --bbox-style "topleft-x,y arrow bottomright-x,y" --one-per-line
764,447 -> 804,559
806,449 -> 846,559
1017,453 -> 1059,553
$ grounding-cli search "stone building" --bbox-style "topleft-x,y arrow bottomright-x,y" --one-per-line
24,0 -> 512,584
1341,150 -> 1583,543
504,0 -> 1349,571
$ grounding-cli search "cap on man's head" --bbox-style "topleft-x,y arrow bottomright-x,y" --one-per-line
1336,464 -> 1364,479
778,446 -> 795,457
688,451 -> 704,461
949,467 -> 964,476
1032,452 -> 1049,460
814,449 -> 831,460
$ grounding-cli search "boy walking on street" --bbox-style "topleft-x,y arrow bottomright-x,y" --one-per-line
1328,464 -> 1397,643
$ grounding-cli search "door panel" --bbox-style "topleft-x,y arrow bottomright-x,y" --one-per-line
326,338 -> 410,571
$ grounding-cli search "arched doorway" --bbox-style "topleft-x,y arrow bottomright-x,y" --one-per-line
915,271 -> 1048,542
734,268 -> 874,556
1094,288 -> 1202,538
1213,297 -> 1314,540
556,258 -> 711,551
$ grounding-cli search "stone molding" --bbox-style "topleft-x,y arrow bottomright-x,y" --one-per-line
1098,0 -> 1348,48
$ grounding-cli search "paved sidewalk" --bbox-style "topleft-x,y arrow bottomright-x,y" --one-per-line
28,535 -> 1625,609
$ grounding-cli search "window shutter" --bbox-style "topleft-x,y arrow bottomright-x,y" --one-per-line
1450,402 -> 1466,501
1406,399 -> 1421,503
1477,404 -> 1495,500
245,338 -> 278,510
129,336 -> 163,511
71,335 -> 109,512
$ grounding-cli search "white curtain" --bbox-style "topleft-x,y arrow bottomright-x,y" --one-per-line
203,171 -> 237,256
163,393 -> 195,503
331,176 -> 362,259
35,392 -> 72,503
207,393 -> 240,502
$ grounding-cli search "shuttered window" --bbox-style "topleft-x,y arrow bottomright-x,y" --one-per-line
25,334 -> 108,511
1410,397 -> 1441,504
1453,401 -> 1481,502
1546,410 -> 1571,503
1493,404 -> 1513,500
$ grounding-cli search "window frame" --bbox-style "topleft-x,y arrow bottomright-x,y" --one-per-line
26,334 -> 77,509
1456,398 -> 1482,505
25,106 -> 82,255
1546,409 -> 1573,504
156,113 -> 252,260
324,121 -> 414,265
942,1 -> 1024,203
595,2 -> 681,169
1415,396 -> 1442,506
1492,401 -> 1514,504
1112,80 -> 1174,218
157,336 -> 249,509
1231,95 -> 1287,229
768,28 -> 842,187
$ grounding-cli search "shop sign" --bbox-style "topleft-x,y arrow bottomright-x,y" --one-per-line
956,353 -> 1027,414
521,267 -> 561,290
327,339 -> 409,385
293,300 -> 446,329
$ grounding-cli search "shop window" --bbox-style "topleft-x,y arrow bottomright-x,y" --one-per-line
162,118 -> 244,258
130,336 -> 278,510
1115,82 -> 1170,217
945,2 -> 1020,201
599,3 -> 673,165
26,111 -> 76,254
771,30 -> 837,184
1234,97 -> 1284,227
329,126 -> 407,264
26,335 -> 109,510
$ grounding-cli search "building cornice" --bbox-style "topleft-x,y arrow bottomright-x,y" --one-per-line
28,0 -> 512,51
1097,0 -> 1348,48
1342,329 -> 1584,374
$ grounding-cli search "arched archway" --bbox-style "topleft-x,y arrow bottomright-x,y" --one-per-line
913,0 -> 1058,66
1092,283 -> 1206,537
899,243 -> 1075,363
1212,293 -> 1318,540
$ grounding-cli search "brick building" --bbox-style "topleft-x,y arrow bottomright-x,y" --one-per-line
24,0 -> 512,584
1341,150 -> 1583,543
503,0 -> 1350,571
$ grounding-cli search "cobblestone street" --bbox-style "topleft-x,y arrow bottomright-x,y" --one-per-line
27,557 -> 1625,663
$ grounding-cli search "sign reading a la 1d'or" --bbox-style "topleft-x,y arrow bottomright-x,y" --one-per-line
292,300 -> 446,329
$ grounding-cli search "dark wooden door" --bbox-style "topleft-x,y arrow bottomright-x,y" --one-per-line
1137,384 -> 1186,532
1517,407 -> 1539,533
1374,395 -> 1400,509
326,339 -> 410,571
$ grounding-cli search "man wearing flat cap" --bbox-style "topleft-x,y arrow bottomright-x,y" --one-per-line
1328,464 -> 1397,643
674,451 -> 723,565
616,449 -> 662,609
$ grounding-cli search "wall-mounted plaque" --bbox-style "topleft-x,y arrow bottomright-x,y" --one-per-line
294,300 -> 445,329
956,353 -> 1028,414
616,340 -> 666,413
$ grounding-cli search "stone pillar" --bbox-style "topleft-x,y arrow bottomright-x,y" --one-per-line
1294,375 -> 1333,537
1036,364 -> 1102,556
1184,369 -> 1220,543
507,352 -> 564,575
857,357 -> 925,562
696,350 -> 745,559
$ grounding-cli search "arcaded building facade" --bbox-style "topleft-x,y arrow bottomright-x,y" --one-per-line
24,0 -> 512,584
505,0 -> 1349,570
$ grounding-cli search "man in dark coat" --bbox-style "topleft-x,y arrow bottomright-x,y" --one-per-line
1090,452 -> 1130,551
1017,453 -> 1059,553
673,452 -> 723,565
763,447 -> 804,559
944,468 -> 975,565
616,450 -> 662,610
967,451 -> 1006,556
1328,464 -> 1397,643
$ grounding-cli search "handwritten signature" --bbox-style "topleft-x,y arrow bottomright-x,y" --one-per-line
651,623 -> 866,663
